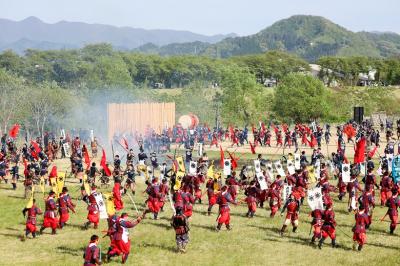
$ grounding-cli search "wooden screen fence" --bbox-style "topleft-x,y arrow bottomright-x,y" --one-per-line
107,102 -> 175,140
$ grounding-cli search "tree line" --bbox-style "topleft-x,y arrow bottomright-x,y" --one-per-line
1,44 -> 400,137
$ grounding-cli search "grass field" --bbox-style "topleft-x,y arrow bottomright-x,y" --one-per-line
0,155 -> 400,266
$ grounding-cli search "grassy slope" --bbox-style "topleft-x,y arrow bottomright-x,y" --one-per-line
0,155 -> 400,266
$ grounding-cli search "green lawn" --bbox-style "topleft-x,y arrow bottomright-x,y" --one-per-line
0,158 -> 399,266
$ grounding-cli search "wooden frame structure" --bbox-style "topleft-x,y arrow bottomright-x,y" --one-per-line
107,102 -> 175,140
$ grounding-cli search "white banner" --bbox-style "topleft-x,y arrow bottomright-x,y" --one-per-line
189,161 -> 198,175
307,186 -> 323,211
282,184 -> 292,203
256,172 -> 268,190
274,160 -> 285,177
387,154 -> 394,172
287,159 -> 295,175
223,159 -> 232,176
254,159 -> 261,174
342,163 -> 351,183
197,143 -> 203,157
266,163 -> 275,181
94,193 -> 108,219
63,143 -> 70,158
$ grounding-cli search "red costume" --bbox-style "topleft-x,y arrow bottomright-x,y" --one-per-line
107,214 -> 142,264
146,180 -> 161,219
193,175 -> 204,203
280,195 -> 300,235
226,176 -> 239,201
364,172 -> 376,189
352,209 -> 369,251
318,205 -> 336,248
359,190 -> 375,227
24,203 -> 42,238
244,183 -> 259,218
337,172 -> 347,200
41,193 -> 58,234
58,190 -> 75,228
113,182 -> 124,211
159,181 -> 169,210
86,192 -> 100,229
310,209 -> 323,243
83,239 -> 101,266
206,178 -> 217,215
380,174 -> 393,206
386,192 -> 400,234
216,187 -> 236,231
268,188 -> 281,217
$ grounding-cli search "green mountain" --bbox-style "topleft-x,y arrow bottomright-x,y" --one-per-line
137,15 -> 400,61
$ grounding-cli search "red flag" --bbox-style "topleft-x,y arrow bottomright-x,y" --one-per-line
249,141 -> 256,154
219,145 -> 224,168
344,124 -> 356,140
82,145 -> 91,169
354,137 -> 366,164
307,135 -> 317,148
49,166 -> 57,179
227,151 -> 238,169
30,141 -> 41,153
368,145 -> 378,158
100,149 -> 112,176
9,124 -> 20,138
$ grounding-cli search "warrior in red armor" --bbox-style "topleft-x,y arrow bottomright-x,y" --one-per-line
58,187 -> 76,228
215,186 -> 237,231
83,235 -> 101,266
40,191 -> 58,235
22,199 -> 42,240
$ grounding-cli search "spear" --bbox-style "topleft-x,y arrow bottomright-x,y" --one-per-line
126,192 -> 139,215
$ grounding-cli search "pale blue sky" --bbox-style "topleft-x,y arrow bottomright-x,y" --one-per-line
0,0 -> 398,35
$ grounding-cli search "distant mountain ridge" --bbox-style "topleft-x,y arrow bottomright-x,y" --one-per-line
0,16 -> 236,54
135,15 -> 400,61
1,15 -> 400,61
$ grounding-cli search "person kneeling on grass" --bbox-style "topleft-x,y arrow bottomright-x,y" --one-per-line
171,206 -> 190,253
